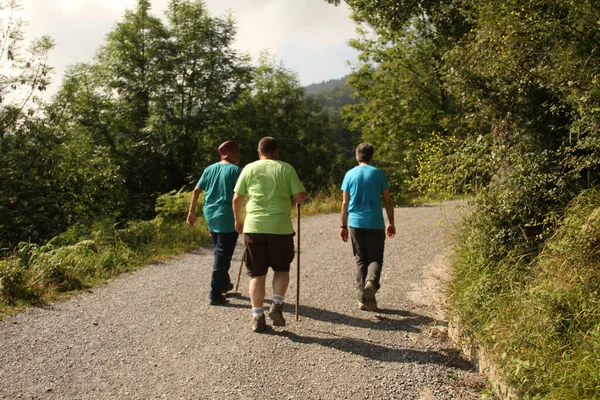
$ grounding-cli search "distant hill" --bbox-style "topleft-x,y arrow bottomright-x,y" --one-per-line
305,75 -> 360,111
304,76 -> 349,95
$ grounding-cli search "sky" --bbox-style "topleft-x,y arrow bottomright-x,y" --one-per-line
19,0 -> 359,97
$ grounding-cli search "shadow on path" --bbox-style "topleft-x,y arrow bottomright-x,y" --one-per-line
222,296 -> 437,334
267,329 -> 473,370
292,304 -> 434,333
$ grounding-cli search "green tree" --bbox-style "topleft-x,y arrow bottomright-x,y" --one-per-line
0,0 -> 56,248
60,0 -> 252,219
159,0 -> 252,184
94,0 -> 172,218
328,1 -> 468,197
210,52 -> 345,190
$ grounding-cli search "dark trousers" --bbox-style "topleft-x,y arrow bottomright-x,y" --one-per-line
349,227 -> 386,302
210,231 -> 239,300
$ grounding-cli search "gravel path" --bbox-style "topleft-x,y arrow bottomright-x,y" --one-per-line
0,201 -> 487,399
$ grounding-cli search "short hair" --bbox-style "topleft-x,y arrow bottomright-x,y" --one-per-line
258,136 -> 278,156
356,142 -> 374,163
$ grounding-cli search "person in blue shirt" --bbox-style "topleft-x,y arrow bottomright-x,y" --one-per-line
340,142 -> 396,311
187,140 -> 241,305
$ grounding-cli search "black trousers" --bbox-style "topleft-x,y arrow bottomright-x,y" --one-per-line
349,227 -> 386,302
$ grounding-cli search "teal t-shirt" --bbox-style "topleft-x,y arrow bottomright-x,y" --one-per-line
341,164 -> 389,230
234,159 -> 305,234
197,162 -> 241,233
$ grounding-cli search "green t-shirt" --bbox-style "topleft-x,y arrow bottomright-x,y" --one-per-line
234,159 -> 305,234
197,162 -> 241,233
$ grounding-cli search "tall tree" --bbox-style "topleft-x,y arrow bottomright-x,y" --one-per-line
209,52 -> 343,191
159,0 -> 252,185
326,1 -> 470,194
94,0 -> 171,217
0,0 -> 56,247
72,0 -> 252,219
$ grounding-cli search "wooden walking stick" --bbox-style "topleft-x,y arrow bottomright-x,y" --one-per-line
295,203 -> 301,321
235,247 -> 245,293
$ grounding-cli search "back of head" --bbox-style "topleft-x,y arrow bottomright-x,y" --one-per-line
356,142 -> 374,163
258,136 -> 278,156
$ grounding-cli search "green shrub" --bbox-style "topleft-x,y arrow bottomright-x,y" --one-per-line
0,257 -> 30,305
300,182 -> 341,216
451,188 -> 600,398
411,132 -> 493,199
29,240 -> 98,291
155,189 -> 200,223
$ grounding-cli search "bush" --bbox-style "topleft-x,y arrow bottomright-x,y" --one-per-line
450,188 -> 600,398
300,182 -> 341,216
155,189 -> 200,223
411,132 -> 493,199
0,257 -> 30,305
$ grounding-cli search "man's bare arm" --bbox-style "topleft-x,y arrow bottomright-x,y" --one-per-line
382,188 -> 395,238
232,192 -> 245,234
293,191 -> 306,205
340,191 -> 350,242
186,186 -> 202,226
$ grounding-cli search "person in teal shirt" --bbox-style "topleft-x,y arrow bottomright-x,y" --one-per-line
340,142 -> 395,312
233,137 -> 306,332
187,140 -> 241,305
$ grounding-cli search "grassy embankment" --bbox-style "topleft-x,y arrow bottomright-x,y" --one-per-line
449,188 -> 600,398
0,186 -> 342,318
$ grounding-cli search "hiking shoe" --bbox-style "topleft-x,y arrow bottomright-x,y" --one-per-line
222,282 -> 234,294
267,302 -> 286,327
364,280 -> 377,297
209,296 -> 228,306
365,297 -> 378,311
364,280 -> 378,311
358,302 -> 368,311
252,314 -> 266,333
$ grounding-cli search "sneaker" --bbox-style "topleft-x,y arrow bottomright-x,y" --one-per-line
365,297 -> 378,311
209,296 -> 228,305
222,282 -> 234,294
364,280 -> 378,311
252,314 -> 266,332
267,302 -> 286,327
358,302 -> 368,311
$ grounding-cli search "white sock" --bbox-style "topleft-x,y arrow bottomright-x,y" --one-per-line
273,294 -> 284,305
252,307 -> 264,318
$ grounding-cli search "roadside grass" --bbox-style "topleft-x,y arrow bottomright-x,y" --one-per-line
299,183 -> 341,216
0,187 -> 345,317
449,188 -> 600,398
0,190 -> 211,317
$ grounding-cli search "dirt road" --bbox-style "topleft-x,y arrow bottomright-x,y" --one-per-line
0,201 -> 487,399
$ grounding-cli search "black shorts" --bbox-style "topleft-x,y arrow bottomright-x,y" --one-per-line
244,233 -> 295,277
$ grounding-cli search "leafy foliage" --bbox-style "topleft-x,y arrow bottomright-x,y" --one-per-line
412,133 -> 493,198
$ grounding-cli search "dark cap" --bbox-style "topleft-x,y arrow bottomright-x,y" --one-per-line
218,140 -> 240,160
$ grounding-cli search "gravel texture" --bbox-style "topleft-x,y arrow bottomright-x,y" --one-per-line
0,201 -> 488,399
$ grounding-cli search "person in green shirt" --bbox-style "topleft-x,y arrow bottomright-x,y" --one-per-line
233,137 -> 306,332
187,140 -> 241,305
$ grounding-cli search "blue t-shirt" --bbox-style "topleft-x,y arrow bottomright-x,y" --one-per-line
197,162 -> 241,233
341,164 -> 389,230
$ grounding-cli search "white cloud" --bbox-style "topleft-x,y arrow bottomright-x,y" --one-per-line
229,1 -> 356,58
17,0 -> 357,94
